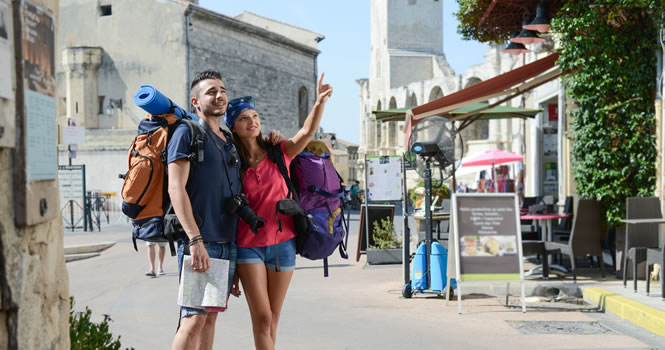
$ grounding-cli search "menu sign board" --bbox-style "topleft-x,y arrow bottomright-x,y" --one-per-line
453,193 -> 523,281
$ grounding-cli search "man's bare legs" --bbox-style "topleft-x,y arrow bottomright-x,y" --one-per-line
171,312 -> 218,350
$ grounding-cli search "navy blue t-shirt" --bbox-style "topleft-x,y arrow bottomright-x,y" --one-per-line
167,122 -> 242,243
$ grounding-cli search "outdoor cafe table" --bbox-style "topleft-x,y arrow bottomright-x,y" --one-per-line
520,213 -> 573,278
619,217 -> 665,296
413,212 -> 450,241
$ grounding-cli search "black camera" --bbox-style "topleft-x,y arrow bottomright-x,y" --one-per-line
226,194 -> 265,234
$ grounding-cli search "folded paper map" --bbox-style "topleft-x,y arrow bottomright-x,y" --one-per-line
177,256 -> 229,309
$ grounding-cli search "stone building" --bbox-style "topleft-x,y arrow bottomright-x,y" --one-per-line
358,0 -> 537,192
337,139 -> 360,184
1,0 -> 70,348
56,0 -> 322,195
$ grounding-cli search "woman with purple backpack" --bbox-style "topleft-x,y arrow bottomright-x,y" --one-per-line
224,73 -> 332,350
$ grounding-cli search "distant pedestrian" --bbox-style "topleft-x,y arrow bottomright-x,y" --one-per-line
225,73 -> 332,350
145,242 -> 165,277
350,181 -> 360,209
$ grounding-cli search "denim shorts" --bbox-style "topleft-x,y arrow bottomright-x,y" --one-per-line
237,238 -> 296,272
177,241 -> 237,318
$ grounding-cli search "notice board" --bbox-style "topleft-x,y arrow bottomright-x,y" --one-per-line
355,204 -> 395,261
452,193 -> 523,281
366,155 -> 402,201
58,165 -> 85,203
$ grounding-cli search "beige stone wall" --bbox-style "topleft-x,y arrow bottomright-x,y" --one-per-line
0,0 -> 70,348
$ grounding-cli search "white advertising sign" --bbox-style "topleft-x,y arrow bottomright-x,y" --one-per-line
367,155 -> 402,201
61,125 -> 86,145
58,165 -> 85,203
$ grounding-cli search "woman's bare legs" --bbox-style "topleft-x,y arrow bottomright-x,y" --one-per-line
238,264 -> 293,350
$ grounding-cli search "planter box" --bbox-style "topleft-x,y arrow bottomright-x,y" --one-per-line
367,248 -> 402,265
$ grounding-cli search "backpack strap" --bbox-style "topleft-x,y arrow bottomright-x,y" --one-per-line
164,202 -> 178,257
339,202 -> 349,260
197,119 -> 238,198
323,258 -> 329,277
308,185 -> 345,198
267,145 -> 299,201
180,118 -> 207,164
163,117 -> 207,256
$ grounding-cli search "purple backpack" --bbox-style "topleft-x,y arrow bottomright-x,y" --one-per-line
268,142 -> 349,276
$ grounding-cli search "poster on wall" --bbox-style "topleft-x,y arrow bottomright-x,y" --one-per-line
0,0 -> 11,99
24,2 -> 57,180
367,155 -> 402,201
543,128 -> 557,156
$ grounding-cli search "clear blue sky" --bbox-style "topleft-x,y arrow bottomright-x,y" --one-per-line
199,0 -> 489,144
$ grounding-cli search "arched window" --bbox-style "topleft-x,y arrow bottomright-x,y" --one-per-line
428,86 -> 443,102
387,97 -> 398,146
406,93 -> 418,107
389,121 -> 397,147
464,77 -> 482,88
298,87 -> 308,127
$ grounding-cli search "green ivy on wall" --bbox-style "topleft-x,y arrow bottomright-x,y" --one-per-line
553,0 -> 664,226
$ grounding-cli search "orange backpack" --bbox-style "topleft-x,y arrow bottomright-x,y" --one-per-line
120,114 -> 206,255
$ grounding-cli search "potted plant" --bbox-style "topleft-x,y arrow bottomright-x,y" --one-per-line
408,182 -> 450,210
367,217 -> 402,265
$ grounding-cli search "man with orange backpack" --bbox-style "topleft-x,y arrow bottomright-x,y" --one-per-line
169,71 -> 282,350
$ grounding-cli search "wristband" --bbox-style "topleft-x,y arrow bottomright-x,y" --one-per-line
188,235 -> 203,247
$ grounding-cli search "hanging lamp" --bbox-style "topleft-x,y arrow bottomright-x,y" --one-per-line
512,18 -> 546,45
523,1 -> 551,33
502,32 -> 530,55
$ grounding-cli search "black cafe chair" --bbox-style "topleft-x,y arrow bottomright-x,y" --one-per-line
623,197 -> 661,292
520,196 -> 539,241
552,196 -> 574,241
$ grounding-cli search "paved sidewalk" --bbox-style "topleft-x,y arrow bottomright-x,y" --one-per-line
65,213 -> 663,349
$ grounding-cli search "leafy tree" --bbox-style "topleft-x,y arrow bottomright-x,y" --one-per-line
553,0 -> 664,226
455,0 -> 515,43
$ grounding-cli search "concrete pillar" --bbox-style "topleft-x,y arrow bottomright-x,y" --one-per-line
489,119 -> 501,143
360,118 -> 366,150
62,47 -> 103,128
500,118 -> 510,149
528,112 -> 542,196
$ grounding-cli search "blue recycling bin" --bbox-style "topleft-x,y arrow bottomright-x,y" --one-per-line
430,241 -> 456,292
411,243 -> 427,290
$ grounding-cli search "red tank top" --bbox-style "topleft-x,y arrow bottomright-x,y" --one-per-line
236,142 -> 296,248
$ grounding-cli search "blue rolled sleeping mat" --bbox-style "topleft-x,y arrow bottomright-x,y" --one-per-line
133,84 -> 199,121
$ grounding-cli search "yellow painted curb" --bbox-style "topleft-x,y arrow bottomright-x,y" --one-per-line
583,287 -> 665,337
